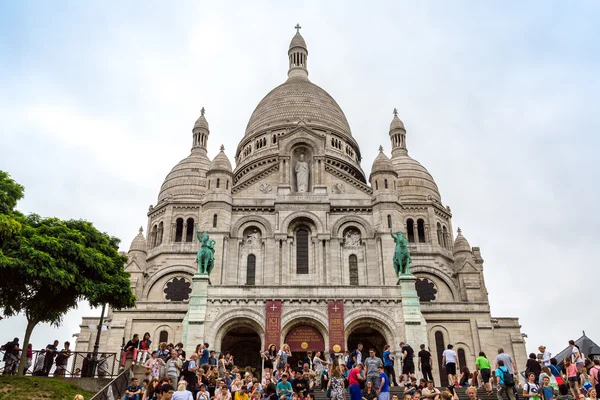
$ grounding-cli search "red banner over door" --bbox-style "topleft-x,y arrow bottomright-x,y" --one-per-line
328,301 -> 345,353
285,325 -> 325,352
265,300 -> 282,350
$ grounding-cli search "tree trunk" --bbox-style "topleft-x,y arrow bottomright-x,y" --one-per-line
16,318 -> 37,376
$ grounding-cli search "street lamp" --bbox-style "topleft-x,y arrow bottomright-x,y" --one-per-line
87,303 -> 106,377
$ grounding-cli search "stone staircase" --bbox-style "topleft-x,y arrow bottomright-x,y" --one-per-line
309,386 -> 501,400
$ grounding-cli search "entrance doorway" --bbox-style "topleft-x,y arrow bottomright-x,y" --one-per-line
347,326 -> 387,361
284,325 -> 325,371
221,326 -> 262,378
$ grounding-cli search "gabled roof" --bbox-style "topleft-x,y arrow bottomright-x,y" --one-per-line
553,332 -> 600,364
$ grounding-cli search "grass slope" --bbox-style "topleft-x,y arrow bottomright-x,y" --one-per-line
0,376 -> 96,400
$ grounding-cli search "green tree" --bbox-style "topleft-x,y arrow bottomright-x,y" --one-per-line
0,171 -> 136,375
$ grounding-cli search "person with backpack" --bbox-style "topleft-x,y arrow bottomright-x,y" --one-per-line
495,360 -> 516,400
523,372 -> 542,400
183,353 -> 199,396
347,344 -> 364,369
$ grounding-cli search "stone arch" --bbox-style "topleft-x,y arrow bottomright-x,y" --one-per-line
232,215 -> 274,238
331,215 -> 374,239
281,310 -> 329,352
281,129 -> 321,155
208,308 -> 265,351
344,309 -> 397,345
411,266 -> 459,301
280,211 -> 324,234
142,265 -> 196,300
280,211 -> 323,234
455,340 -> 475,366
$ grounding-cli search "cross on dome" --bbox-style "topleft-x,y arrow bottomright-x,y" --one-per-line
393,108 -> 398,116
379,145 -> 384,152
220,144 -> 225,151
457,227 -> 462,234
295,23 -> 302,33
139,226 -> 143,233
201,107 -> 205,116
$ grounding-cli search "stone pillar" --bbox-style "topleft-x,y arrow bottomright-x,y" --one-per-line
397,275 -> 428,352
183,274 -> 210,356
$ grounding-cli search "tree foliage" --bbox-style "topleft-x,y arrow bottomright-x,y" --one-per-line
0,170 -> 136,374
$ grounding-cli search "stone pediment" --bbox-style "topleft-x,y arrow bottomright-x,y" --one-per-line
457,259 -> 479,273
125,258 -> 143,273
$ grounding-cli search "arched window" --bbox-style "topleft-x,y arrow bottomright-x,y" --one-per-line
417,219 -> 426,243
407,219 -> 415,243
435,331 -> 448,386
186,218 -> 194,242
246,254 -> 256,285
212,214 -> 218,228
437,222 -> 442,246
458,348 -> 467,371
273,134 -> 277,144
384,179 -> 388,189
151,225 -> 158,248
208,179 -> 211,189
159,330 -> 168,343
375,180 -> 379,190
175,218 -> 184,242
296,227 -> 309,274
157,222 -> 164,245
216,178 -> 220,188
226,180 -> 229,189
387,215 -> 392,229
349,255 -> 358,286
442,226 -> 448,248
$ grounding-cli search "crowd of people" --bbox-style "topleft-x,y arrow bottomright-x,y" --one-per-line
1,337 -> 74,376
114,336 -> 600,400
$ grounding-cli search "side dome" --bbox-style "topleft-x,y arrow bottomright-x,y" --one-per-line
370,146 -> 394,177
129,227 -> 147,253
244,79 -> 353,140
209,145 -> 233,173
453,228 -> 472,258
158,150 -> 211,202
391,153 -> 442,202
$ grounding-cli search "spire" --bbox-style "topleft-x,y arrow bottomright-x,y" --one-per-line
288,24 -> 308,80
389,107 -> 407,157
139,226 -> 143,233
220,144 -> 225,152
378,145 -> 384,153
193,106 -> 210,152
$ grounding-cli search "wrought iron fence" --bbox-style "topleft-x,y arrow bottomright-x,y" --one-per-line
0,350 -> 119,378
90,367 -> 133,400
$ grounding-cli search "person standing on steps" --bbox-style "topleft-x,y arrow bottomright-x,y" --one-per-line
383,344 -> 399,387
365,348 -> 383,388
400,342 -> 415,384
418,344 -> 434,385
378,365 -> 390,400
349,364 -> 366,400
442,344 -> 458,386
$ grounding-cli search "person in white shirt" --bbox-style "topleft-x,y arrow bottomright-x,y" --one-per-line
442,344 -> 458,386
538,346 -> 551,367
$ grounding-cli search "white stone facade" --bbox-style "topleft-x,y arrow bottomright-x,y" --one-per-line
74,29 -> 526,383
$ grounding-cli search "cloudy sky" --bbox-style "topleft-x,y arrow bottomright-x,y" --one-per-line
1,1 -> 599,359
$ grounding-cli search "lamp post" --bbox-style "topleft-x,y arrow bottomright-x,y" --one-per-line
88,303 -> 106,377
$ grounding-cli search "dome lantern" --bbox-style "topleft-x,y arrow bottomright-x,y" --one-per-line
288,24 -> 308,81
192,107 -> 210,153
390,108 -> 407,157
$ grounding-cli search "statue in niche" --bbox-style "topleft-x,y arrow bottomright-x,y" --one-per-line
295,153 -> 309,192
244,229 -> 261,247
344,230 -> 361,248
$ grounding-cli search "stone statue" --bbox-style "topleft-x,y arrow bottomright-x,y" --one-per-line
295,154 -> 309,192
196,229 -> 215,275
390,229 -> 412,276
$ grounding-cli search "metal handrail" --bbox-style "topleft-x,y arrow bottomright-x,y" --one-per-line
90,367 -> 133,400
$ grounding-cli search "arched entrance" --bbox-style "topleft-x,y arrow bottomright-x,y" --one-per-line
221,326 -> 262,377
284,325 -> 325,369
347,326 -> 387,360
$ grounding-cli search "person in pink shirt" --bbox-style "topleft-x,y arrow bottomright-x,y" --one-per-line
564,358 -> 580,398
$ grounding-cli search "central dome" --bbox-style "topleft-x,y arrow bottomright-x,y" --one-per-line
244,78 -> 353,139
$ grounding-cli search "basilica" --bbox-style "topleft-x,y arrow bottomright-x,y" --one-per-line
75,28 -> 526,384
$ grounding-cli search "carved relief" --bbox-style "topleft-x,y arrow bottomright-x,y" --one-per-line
332,183 -> 345,194
343,229 -> 361,248
260,183 -> 272,194
243,229 -> 262,248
